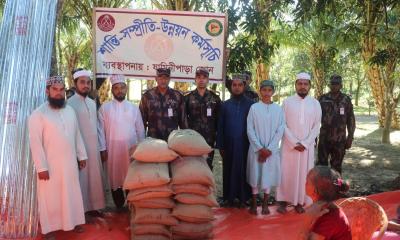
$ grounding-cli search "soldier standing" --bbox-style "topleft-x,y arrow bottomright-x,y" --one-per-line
139,68 -> 188,141
185,68 -> 222,170
243,71 -> 259,102
317,74 -> 356,173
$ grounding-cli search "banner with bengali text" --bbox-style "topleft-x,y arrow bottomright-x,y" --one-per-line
94,8 -> 227,83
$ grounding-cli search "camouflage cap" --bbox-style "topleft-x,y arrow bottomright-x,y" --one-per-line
156,68 -> 171,77
195,68 -> 209,77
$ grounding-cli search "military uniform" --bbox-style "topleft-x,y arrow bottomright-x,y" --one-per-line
185,89 -> 222,169
317,92 -> 355,173
139,87 -> 188,141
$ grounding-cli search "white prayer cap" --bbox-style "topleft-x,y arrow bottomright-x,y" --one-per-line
110,74 -> 125,85
73,69 -> 92,80
296,72 -> 311,81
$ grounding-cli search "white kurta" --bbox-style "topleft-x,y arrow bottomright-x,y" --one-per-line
98,99 -> 145,190
276,94 -> 321,206
28,103 -> 87,234
246,102 -> 285,191
68,94 -> 105,212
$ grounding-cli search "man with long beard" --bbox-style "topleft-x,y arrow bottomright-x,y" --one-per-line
217,74 -> 254,208
28,76 -> 87,239
276,72 -> 322,214
98,74 -> 145,208
68,69 -> 105,217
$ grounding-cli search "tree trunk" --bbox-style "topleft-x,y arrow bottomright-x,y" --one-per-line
310,45 -> 326,99
361,0 -> 385,127
50,0 -> 65,75
354,70 -> 364,107
255,61 -> 269,91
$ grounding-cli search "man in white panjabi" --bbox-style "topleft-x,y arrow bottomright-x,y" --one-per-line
28,76 -> 87,239
276,72 -> 322,214
98,74 -> 145,208
67,69 -> 105,215
246,80 -> 285,215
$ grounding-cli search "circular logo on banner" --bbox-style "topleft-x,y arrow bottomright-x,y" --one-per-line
205,19 -> 223,37
97,14 -> 115,32
144,33 -> 174,61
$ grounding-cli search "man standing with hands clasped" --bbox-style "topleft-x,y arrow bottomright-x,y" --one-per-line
276,72 -> 322,214
246,80 -> 285,215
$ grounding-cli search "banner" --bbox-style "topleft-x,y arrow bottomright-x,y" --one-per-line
93,8 -> 227,82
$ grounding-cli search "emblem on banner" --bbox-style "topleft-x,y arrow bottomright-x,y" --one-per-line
145,33 -> 174,61
97,14 -> 115,32
205,19 -> 223,37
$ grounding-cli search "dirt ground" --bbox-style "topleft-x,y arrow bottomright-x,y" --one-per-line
211,113 -> 400,198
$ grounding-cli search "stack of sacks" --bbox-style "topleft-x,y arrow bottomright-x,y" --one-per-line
124,138 -> 179,240
168,130 -> 218,240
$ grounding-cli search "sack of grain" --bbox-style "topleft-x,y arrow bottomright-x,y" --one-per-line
168,129 -> 212,156
127,184 -> 173,201
133,235 -> 171,240
132,224 -> 172,238
128,191 -> 173,202
133,137 -> 178,162
134,208 -> 178,226
172,233 -> 213,240
172,183 -> 212,196
172,204 -> 214,223
132,197 -> 175,209
171,156 -> 215,187
175,193 -> 219,208
123,161 -> 170,190
171,222 -> 213,238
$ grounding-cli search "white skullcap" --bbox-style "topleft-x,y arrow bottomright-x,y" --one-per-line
110,74 -> 125,85
73,70 -> 92,80
296,72 -> 311,81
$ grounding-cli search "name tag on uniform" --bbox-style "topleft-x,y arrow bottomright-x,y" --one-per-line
207,108 -> 212,116
168,108 -> 173,117
340,107 -> 345,115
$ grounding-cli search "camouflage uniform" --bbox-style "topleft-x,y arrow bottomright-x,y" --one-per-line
317,92 -> 356,173
185,89 -> 222,170
139,87 -> 188,141
244,85 -> 259,102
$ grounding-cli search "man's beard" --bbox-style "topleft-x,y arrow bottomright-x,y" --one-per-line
48,96 -> 65,109
76,89 -> 89,97
113,94 -> 126,102
297,92 -> 308,98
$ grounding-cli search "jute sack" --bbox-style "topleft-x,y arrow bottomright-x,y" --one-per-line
132,224 -> 172,238
171,222 -> 213,238
129,184 -> 172,196
172,183 -> 212,196
171,156 -> 215,187
123,161 -> 170,190
132,197 -> 175,209
134,207 -> 178,226
133,137 -> 178,162
133,235 -> 170,240
127,191 -> 173,202
175,193 -> 219,208
172,233 -> 213,240
172,204 -> 214,223
168,129 -> 212,156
